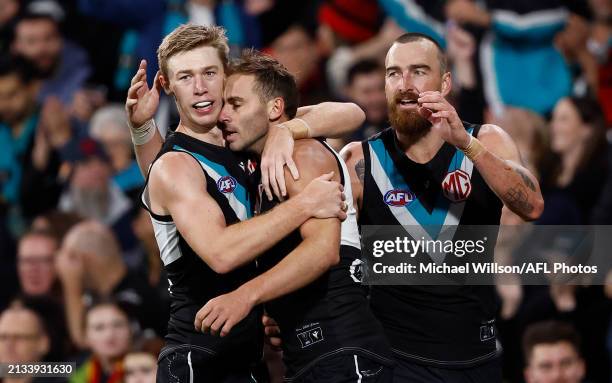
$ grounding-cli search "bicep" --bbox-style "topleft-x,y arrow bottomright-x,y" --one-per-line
150,154 -> 227,257
478,125 -> 523,164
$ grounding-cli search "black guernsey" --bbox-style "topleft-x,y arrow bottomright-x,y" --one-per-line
141,132 -> 262,366
258,139 -> 393,380
359,123 -> 503,368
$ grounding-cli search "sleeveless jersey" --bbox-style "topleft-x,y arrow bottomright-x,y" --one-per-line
141,131 -> 262,365
360,123 -> 503,368
258,139 -> 394,380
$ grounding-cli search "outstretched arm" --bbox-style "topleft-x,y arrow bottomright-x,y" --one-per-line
261,102 -> 365,200
195,142 -> 342,336
148,151 -> 346,274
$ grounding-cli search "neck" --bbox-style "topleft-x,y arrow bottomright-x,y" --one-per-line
250,117 -> 290,157
395,128 -> 445,164
96,355 -> 121,374
558,145 -> 584,186
94,261 -> 126,296
176,120 -> 224,147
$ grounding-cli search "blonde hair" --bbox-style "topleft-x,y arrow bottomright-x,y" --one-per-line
157,24 -> 229,79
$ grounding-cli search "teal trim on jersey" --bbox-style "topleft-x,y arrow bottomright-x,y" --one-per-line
378,0 -> 446,48
369,128 -> 472,239
173,145 -> 252,219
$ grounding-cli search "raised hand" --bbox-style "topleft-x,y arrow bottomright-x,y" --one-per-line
125,59 -> 162,129
417,91 -> 470,149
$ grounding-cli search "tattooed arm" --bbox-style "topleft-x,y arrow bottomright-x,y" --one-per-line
472,124 -> 544,221
340,142 -> 365,216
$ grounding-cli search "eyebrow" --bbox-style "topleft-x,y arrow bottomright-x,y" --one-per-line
176,65 -> 219,76
386,64 -> 431,72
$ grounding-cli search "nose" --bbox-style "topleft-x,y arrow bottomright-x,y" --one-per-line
400,71 -> 416,92
219,104 -> 231,123
193,75 -> 206,95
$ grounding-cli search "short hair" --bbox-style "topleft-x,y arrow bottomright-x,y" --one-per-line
522,321 -> 581,364
157,24 -> 230,79
230,49 -> 299,119
89,104 -> 130,143
0,55 -> 36,84
19,228 -> 58,248
392,32 -> 448,74
347,59 -> 382,86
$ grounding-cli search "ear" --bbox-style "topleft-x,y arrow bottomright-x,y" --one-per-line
267,97 -> 285,121
159,74 -> 172,95
441,71 -> 452,97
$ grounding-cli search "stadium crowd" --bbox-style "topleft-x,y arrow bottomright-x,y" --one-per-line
0,0 -> 610,382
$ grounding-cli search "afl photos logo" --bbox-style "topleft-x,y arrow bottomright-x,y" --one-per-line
442,170 -> 472,202
217,176 -> 237,193
384,189 -> 415,206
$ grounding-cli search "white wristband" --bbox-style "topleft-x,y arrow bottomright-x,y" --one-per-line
130,119 -> 157,146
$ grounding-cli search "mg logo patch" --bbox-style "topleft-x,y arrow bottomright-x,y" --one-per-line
442,169 -> 471,202
217,175 -> 237,193
384,189 -> 415,207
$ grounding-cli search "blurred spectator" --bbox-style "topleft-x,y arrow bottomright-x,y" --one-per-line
70,300 -> 131,383
0,55 -> 39,234
591,132 -> 612,224
0,305 -> 50,373
57,220 -> 167,348
30,210 -> 83,243
270,22 -> 333,105
523,321 -> 585,383
131,208 -> 164,292
588,0 -> 612,126
11,4 -> 91,106
0,0 -> 19,55
123,351 -> 157,383
58,137 -> 137,252
538,96 -> 608,224
344,59 -> 387,138
89,104 -> 144,203
19,96 -> 77,221
17,229 -> 59,298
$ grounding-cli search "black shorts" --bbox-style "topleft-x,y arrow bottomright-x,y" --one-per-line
392,356 -> 501,383
289,353 -> 394,383
156,345 -> 267,383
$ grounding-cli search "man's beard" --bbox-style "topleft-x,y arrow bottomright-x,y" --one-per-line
387,90 -> 431,142
69,187 -> 110,222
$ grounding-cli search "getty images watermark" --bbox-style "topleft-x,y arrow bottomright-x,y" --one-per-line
356,225 -> 610,285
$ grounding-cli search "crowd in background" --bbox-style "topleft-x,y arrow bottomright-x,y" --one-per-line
0,0 -> 611,382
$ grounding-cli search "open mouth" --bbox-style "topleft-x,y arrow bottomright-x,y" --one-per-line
398,99 -> 418,106
192,101 -> 213,110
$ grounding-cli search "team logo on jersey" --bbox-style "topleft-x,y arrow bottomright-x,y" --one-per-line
442,169 -> 472,202
217,175 -> 237,193
384,189 -> 415,206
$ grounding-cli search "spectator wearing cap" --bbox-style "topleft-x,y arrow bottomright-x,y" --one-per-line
11,2 -> 91,106
57,137 -> 138,254
523,321 -> 586,383
88,104 -> 144,204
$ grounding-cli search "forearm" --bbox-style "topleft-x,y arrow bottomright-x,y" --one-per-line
239,235 -> 337,305
133,128 -> 164,176
207,197 -> 313,273
294,102 -> 365,139
472,151 -> 544,221
62,284 -> 86,348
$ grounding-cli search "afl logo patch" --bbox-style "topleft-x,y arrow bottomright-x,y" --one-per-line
217,175 -> 237,193
442,169 -> 472,202
384,189 -> 415,206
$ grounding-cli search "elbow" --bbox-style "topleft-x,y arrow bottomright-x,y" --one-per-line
348,103 -> 366,127
325,247 -> 341,268
523,196 -> 545,222
205,249 -> 236,275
